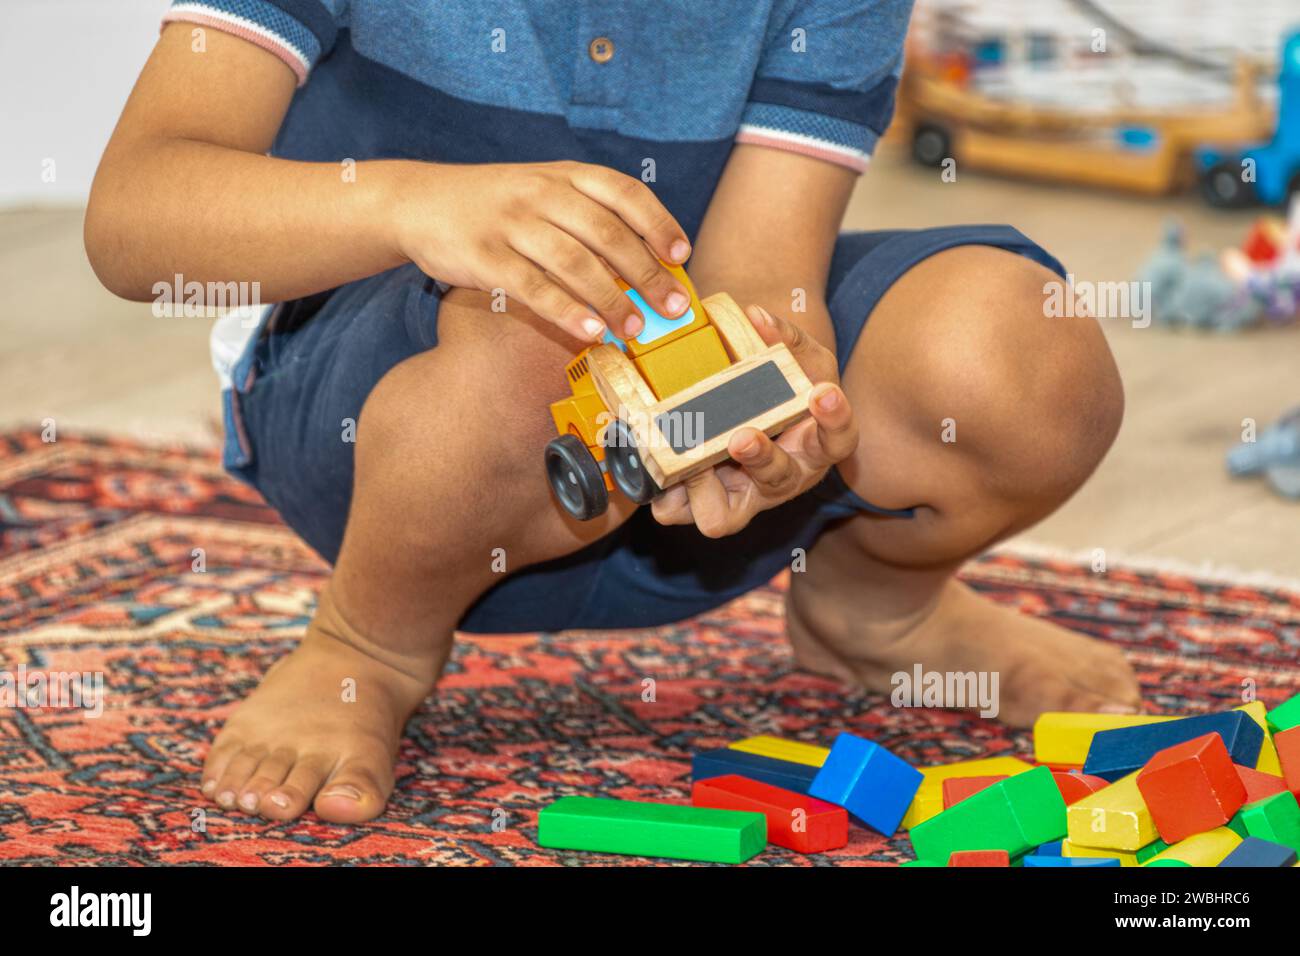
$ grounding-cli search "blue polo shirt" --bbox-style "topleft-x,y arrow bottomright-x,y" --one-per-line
163,0 -> 913,239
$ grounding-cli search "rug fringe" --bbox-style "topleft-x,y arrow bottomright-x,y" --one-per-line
992,540 -> 1300,594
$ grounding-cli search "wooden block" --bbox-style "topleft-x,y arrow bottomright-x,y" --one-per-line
1137,733 -> 1248,843
901,859 -> 944,867
948,849 -> 1010,867
1275,726 -> 1300,795
632,325 -> 730,401
942,775 -> 1007,809
727,735 -> 828,768
1083,710 -> 1263,782
1033,840 -> 1063,856
1033,712 -> 1176,766
1052,770 -> 1109,806
1236,701 -> 1283,775
1144,858 -> 1192,867
808,732 -> 923,836
691,774 -> 847,854
639,343 -> 813,487
702,292 -> 767,360
1218,835 -> 1298,867
1024,855 -> 1120,867
1236,790 -> 1300,852
1268,692 -> 1300,734
1067,771 -> 1157,851
537,796 -> 765,863
692,747 -> 819,794
1062,839 -> 1141,867
1142,827 -> 1241,867
901,756 -> 1036,830
1135,837 -> 1171,863
910,766 -> 1067,861
1235,764 -> 1287,803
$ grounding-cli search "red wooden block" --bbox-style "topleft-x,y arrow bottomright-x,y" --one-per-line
691,774 -> 848,853
948,850 -> 1011,867
941,775 -> 1007,809
1051,770 -> 1109,805
1036,763 -> 1084,773
1276,726 -> 1300,796
1234,763 -> 1287,803
1136,732 -> 1247,843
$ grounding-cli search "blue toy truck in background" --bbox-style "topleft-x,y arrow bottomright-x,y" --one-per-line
1199,30 -> 1300,208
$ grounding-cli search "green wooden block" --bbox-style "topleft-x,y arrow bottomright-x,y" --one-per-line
1135,837 -> 1170,863
1237,791 -> 1300,853
1145,859 -> 1191,867
1267,692 -> 1300,734
901,859 -> 944,867
909,766 -> 1067,862
537,797 -> 766,863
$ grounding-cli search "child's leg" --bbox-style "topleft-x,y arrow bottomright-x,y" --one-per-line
788,245 -> 1140,726
202,288 -> 636,823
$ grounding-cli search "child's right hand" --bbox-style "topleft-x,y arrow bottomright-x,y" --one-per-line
393,161 -> 694,342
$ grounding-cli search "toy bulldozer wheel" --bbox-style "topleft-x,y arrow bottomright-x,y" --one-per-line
545,434 -> 608,520
602,419 -> 661,504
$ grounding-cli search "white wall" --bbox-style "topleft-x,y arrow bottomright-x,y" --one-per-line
0,0 -> 172,208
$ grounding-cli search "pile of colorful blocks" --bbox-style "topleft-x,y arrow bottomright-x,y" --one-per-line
535,694 -> 1300,866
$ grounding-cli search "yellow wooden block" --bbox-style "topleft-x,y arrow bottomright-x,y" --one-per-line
728,736 -> 828,767
1062,839 -> 1139,867
1033,712 -> 1177,766
1067,771 -> 1157,851
1143,828 -> 1241,867
1236,702 -> 1283,775
632,325 -> 730,401
900,756 -> 1036,830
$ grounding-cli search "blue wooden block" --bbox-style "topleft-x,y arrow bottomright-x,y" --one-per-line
1083,711 -> 1263,781
1218,836 -> 1298,867
1033,840 -> 1063,856
691,748 -> 819,794
808,732 -> 923,836
1023,855 -> 1121,867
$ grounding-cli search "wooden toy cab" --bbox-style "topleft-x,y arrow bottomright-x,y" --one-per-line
545,263 -> 813,520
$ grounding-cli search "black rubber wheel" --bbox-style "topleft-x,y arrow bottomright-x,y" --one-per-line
1286,170 -> 1300,210
1200,159 -> 1255,208
602,419 -> 661,504
544,434 -> 608,520
911,123 -> 951,168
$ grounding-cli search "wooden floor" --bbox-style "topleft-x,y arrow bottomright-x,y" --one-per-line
2,150 -> 1297,575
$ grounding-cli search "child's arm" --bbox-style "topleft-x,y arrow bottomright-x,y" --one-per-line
650,144 -> 860,534
85,25 -> 692,342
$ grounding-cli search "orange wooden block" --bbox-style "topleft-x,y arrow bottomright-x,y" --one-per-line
1052,770 -> 1110,805
1235,764 -> 1288,803
1276,726 -> 1300,796
942,775 -> 1007,809
1137,733 -> 1247,844
948,849 -> 1011,867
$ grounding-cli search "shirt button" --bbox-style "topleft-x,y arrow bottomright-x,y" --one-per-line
588,36 -> 614,63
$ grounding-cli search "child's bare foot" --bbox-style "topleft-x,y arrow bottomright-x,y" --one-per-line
200,592 -> 441,823
786,560 -> 1141,729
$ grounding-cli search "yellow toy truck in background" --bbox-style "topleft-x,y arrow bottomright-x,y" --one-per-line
545,263 -> 814,520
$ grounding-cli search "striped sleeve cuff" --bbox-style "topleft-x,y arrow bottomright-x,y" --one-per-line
162,0 -> 337,87
737,75 -> 901,173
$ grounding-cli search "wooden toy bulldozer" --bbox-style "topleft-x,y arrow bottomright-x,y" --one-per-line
544,264 -> 814,520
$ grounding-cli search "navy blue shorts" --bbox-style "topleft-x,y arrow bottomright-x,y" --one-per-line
224,225 -> 1064,633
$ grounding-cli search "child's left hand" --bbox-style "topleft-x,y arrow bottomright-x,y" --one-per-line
650,305 -> 858,537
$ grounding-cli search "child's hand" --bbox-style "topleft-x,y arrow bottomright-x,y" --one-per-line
650,305 -> 858,537
394,160 -> 693,341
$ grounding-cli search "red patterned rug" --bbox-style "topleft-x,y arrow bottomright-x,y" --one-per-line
2,430 -> 1298,866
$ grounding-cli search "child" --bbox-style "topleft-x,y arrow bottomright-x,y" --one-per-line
85,0 -> 1139,824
